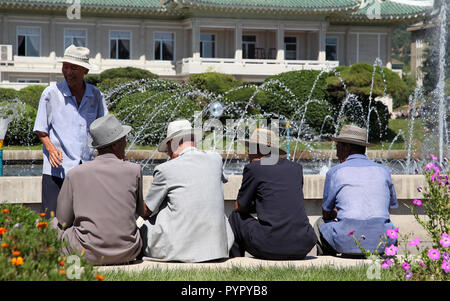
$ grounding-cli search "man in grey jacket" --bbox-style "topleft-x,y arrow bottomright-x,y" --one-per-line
141,119 -> 234,262
51,115 -> 145,265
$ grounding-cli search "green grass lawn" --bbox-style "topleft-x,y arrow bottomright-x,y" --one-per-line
100,266 -> 395,281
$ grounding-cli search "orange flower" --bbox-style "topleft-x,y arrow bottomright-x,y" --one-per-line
59,269 -> 66,274
36,222 -> 48,229
0,227 -> 6,235
1,208 -> 10,213
11,256 -> 24,266
96,274 -> 105,281
12,250 -> 21,256
37,213 -> 46,217
1,243 -> 9,248
59,260 -> 65,266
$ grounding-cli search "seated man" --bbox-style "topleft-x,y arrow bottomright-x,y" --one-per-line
228,128 -> 317,260
315,125 -> 399,256
140,119 -> 234,263
51,115 -> 145,265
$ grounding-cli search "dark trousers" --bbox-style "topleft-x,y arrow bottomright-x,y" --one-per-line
228,211 -> 307,260
41,174 -> 64,219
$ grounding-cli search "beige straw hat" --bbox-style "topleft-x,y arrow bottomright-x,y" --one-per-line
58,44 -> 91,70
329,124 -> 374,147
240,128 -> 286,155
158,119 -> 202,153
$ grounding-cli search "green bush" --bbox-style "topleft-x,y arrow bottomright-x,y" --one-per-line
1,101 -> 40,146
17,85 -> 47,109
189,72 -> 242,94
113,82 -> 202,146
0,204 -> 99,281
0,88 -> 19,102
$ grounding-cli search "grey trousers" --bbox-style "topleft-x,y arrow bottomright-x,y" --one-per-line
313,217 -> 337,256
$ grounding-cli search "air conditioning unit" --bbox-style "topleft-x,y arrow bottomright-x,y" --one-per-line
0,45 -> 13,62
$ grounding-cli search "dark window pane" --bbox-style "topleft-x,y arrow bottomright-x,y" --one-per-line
243,35 -> 256,42
118,39 -> 130,59
18,35 -> 25,56
326,45 -> 337,60
110,40 -> 117,59
284,37 -> 296,43
154,40 -> 161,60
247,43 -> 255,59
162,41 -> 173,60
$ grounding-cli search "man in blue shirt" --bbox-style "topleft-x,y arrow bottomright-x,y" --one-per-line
33,45 -> 108,218
315,125 -> 398,256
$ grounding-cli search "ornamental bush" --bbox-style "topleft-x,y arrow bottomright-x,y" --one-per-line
1,101 -> 39,146
17,85 -> 47,109
352,155 -> 449,281
0,204 -> 100,281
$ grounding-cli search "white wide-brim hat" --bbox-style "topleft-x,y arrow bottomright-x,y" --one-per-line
239,128 -> 287,156
88,114 -> 131,149
158,119 -> 202,153
58,44 -> 91,70
329,124 -> 374,147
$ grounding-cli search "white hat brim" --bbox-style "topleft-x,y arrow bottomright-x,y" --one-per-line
58,58 -> 91,70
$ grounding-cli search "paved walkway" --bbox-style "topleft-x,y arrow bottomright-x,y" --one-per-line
97,255 -> 372,273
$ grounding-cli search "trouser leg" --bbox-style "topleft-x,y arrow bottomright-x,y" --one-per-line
313,217 -> 337,256
228,210 -> 261,258
41,175 -> 64,219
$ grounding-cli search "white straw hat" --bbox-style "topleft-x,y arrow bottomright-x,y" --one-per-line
240,128 -> 286,155
158,119 -> 202,153
329,124 -> 373,147
88,115 -> 131,149
58,44 -> 91,70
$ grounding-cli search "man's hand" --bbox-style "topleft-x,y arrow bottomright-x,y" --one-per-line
36,131 -> 63,167
322,208 -> 338,221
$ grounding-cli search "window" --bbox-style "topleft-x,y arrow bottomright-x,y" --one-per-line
110,31 -> 131,59
284,36 -> 297,60
326,37 -> 338,61
154,32 -> 174,61
64,29 -> 87,50
200,34 -> 215,58
17,27 -> 40,57
18,79 -> 41,83
242,35 -> 256,59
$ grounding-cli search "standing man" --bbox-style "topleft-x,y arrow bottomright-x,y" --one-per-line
33,45 -> 108,218
52,115 -> 145,265
315,125 -> 398,256
228,128 -> 317,260
141,119 -> 234,263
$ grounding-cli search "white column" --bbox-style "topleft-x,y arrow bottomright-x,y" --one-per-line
192,20 -> 200,59
49,17 -> 56,60
344,27 -> 350,65
276,23 -> 285,61
139,21 -> 146,62
318,22 -> 327,61
95,20 -> 102,68
386,27 -> 392,69
234,23 -> 242,60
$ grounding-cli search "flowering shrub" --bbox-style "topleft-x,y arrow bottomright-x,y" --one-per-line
352,155 -> 449,281
0,204 -> 103,281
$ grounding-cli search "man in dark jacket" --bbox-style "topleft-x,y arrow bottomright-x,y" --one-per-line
228,128 -> 317,260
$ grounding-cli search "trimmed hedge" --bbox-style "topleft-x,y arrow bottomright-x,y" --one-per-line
1,101 -> 39,146
85,67 -> 158,92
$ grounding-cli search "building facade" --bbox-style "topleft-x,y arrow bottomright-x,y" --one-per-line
0,0 -> 432,89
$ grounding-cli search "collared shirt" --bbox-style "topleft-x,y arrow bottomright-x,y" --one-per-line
320,154 -> 398,254
33,80 -> 108,178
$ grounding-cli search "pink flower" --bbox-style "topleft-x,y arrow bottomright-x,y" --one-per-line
442,261 -> 450,274
430,154 -> 438,161
385,244 -> 398,256
401,262 -> 411,271
440,233 -> 450,248
405,271 -> 413,280
443,252 -> 450,262
418,260 -> 427,268
348,230 -> 355,236
425,163 -> 434,170
386,229 -> 398,239
428,248 -> 441,260
408,237 -> 421,246
381,259 -> 393,269
412,199 -> 422,206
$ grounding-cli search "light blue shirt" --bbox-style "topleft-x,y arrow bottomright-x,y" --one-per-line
33,80 -> 108,178
320,154 -> 398,254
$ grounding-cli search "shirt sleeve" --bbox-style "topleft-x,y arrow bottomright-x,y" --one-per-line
135,167 -> 146,217
322,170 -> 337,212
236,165 -> 257,209
56,173 -> 75,228
387,173 -> 399,209
144,167 -> 168,217
33,88 -> 50,134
